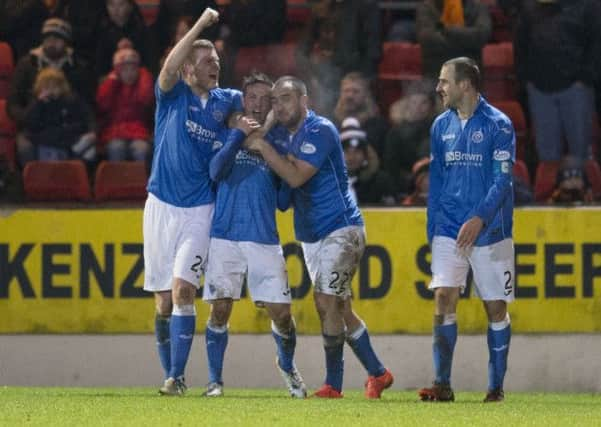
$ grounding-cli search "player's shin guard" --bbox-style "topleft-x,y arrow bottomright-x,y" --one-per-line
323,333 -> 345,392
433,314 -> 457,385
487,313 -> 511,391
346,321 -> 385,377
206,322 -> 229,385
155,314 -> 171,378
169,304 -> 196,379
272,319 -> 296,373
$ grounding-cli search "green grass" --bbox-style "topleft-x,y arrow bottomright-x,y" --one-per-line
1,387 -> 600,426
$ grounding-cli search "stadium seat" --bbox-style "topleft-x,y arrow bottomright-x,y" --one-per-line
482,42 -> 516,101
0,41 -> 14,99
287,0 -> 312,27
23,160 -> 92,201
534,161 -> 560,202
492,100 -> 528,160
94,161 -> 148,201
0,99 -> 16,170
233,43 -> 297,85
513,159 -> 531,186
585,159 -> 601,200
135,0 -> 159,26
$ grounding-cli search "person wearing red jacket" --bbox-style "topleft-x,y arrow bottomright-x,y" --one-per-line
96,41 -> 153,162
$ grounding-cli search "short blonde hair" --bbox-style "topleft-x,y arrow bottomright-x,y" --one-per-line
33,67 -> 72,98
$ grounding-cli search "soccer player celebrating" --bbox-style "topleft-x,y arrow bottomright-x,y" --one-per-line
143,8 -> 252,396
418,57 -> 515,403
201,72 -> 307,398
246,76 -> 393,399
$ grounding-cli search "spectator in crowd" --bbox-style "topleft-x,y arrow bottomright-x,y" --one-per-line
0,0 -> 48,60
159,15 -> 194,68
341,117 -> 396,206
153,0 -> 218,56
548,156 -> 593,205
23,67 -> 96,164
296,0 -> 381,116
384,81 -> 438,198
416,0 -> 491,79
52,0 -> 106,65
333,72 -> 389,158
515,0 -> 601,173
95,0 -> 155,80
7,18 -> 92,167
402,157 -> 430,206
0,155 -> 23,203
96,41 -> 153,162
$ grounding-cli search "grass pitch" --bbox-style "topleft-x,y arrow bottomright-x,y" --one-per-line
2,387 -> 600,427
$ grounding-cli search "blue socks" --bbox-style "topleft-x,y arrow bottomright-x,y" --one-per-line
168,304 -> 196,379
272,321 -> 297,373
433,314 -> 457,385
154,314 -> 171,379
323,333 -> 345,392
206,322 -> 229,385
487,314 -> 511,391
346,323 -> 385,377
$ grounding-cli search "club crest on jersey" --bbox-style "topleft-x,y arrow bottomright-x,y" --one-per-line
300,142 -> 316,154
212,110 -> 224,123
493,149 -> 511,161
471,130 -> 484,143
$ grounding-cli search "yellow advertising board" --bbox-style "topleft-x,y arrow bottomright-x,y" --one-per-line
1,207 -> 600,333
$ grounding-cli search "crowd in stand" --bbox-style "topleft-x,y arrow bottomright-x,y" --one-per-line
0,0 -> 600,206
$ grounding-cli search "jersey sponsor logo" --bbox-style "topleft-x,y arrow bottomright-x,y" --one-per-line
235,149 -> 268,169
493,149 -> 511,161
445,151 -> 483,163
185,119 -> 217,142
300,142 -> 317,154
471,130 -> 484,143
441,133 -> 455,142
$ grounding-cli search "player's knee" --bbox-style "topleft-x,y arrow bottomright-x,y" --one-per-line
434,288 -> 458,312
172,282 -> 196,305
155,293 -> 172,316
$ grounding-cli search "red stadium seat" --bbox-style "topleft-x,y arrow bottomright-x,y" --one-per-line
585,159 -> 601,200
23,160 -> 92,201
0,99 -> 16,170
482,42 -> 516,101
287,0 -> 312,26
513,159 -> 531,186
534,161 -> 560,202
135,0 -> 159,26
378,42 -> 422,80
492,100 -> 528,160
233,45 -> 270,85
0,41 -> 14,99
233,43 -> 297,85
94,161 -> 148,201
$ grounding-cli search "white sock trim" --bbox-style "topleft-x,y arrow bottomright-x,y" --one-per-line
206,321 -> 228,334
442,313 -> 457,326
346,320 -> 367,341
172,304 -> 196,316
271,320 -> 292,339
490,313 -> 511,331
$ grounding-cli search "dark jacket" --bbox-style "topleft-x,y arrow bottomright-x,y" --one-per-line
24,94 -> 93,149
296,0 -> 381,78
225,0 -> 286,47
416,0 -> 491,78
515,0 -> 601,92
7,47 -> 92,128
0,0 -> 48,60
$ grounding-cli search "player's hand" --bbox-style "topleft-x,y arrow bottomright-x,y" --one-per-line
456,216 -> 484,250
198,7 -> 219,28
244,137 -> 266,153
236,116 -> 260,136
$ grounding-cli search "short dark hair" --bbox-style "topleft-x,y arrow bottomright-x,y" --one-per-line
443,57 -> 481,91
274,76 -> 307,97
242,71 -> 274,94
191,39 -> 216,51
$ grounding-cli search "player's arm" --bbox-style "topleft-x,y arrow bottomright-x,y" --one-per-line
246,138 -> 317,188
426,122 -> 443,245
457,122 -> 515,248
209,116 -> 260,181
158,8 -> 219,92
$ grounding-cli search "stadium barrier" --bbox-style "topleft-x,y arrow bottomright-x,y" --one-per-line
1,207 -> 600,334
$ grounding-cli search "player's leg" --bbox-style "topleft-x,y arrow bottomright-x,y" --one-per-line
471,238 -> 515,402
244,241 -> 306,398
343,301 -> 393,398
418,236 -> 467,402
154,291 -> 173,379
204,298 -> 233,396
202,238 -> 246,396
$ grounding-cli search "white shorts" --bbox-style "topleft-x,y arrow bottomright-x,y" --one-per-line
143,193 -> 214,292
203,238 -> 291,304
302,226 -> 366,299
430,236 -> 515,302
